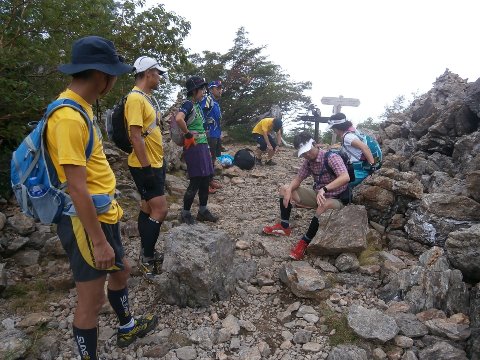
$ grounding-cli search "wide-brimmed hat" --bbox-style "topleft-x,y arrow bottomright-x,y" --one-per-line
58,36 -> 133,76
297,138 -> 315,157
133,56 -> 167,75
186,76 -> 207,93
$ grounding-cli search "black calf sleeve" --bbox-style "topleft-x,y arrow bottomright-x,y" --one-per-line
198,176 -> 210,207
304,215 -> 319,243
279,198 -> 292,222
183,177 -> 201,211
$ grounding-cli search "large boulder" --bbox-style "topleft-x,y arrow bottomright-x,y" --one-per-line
308,205 -> 368,256
347,304 -> 399,343
378,247 -> 470,315
418,341 -> 468,360
445,224 -> 480,282
327,345 -> 368,360
155,224 -> 237,307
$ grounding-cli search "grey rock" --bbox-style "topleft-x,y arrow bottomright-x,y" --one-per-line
327,345 -> 368,360
314,259 -> 339,273
0,263 -> 6,294
0,212 -> 6,231
155,224 -> 236,307
292,329 -> 312,344
309,205 -> 368,256
29,335 -> 59,360
238,346 -> 261,360
402,350 -> 418,360
222,314 -> 240,335
394,335 -> 414,348
175,346 -> 197,360
13,249 -> 40,266
445,224 -> 480,281
335,253 -> 360,272
418,341 -> 468,360
41,235 -> 66,257
466,170 -> 480,202
5,237 -> 29,255
347,304 -> 399,342
420,193 -> 480,221
424,318 -> 471,341
393,313 -> 429,338
279,261 -> 326,299
189,326 -> 214,349
0,329 -> 31,359
8,213 -> 36,236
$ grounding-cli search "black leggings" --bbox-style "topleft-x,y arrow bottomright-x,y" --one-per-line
183,176 -> 209,211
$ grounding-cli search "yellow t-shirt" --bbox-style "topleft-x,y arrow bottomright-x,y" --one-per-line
252,117 -> 275,135
124,86 -> 163,168
45,89 -> 123,224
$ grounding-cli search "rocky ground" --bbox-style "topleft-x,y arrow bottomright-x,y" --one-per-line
0,139 -> 477,360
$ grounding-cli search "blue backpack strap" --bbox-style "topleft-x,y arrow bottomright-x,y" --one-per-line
45,99 -> 94,159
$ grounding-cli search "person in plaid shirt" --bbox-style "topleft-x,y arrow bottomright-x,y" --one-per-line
263,132 -> 350,260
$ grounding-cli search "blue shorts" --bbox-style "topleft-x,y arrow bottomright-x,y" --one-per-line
253,133 -> 277,151
57,216 -> 125,282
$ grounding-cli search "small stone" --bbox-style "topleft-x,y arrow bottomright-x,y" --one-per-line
236,240 -> 250,250
394,335 -> 414,348
303,342 -> 322,352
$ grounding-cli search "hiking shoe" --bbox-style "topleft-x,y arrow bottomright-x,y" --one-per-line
289,239 -> 308,260
210,179 -> 223,189
138,257 -> 156,281
117,314 -> 158,348
153,251 -> 164,274
265,159 -> 276,166
263,223 -> 291,236
180,212 -> 196,225
196,209 -> 219,222
208,185 -> 217,194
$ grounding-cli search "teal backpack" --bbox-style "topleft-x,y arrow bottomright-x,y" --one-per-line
342,130 -> 382,170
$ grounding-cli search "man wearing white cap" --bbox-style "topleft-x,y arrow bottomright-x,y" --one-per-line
262,132 -> 350,260
125,56 -> 168,280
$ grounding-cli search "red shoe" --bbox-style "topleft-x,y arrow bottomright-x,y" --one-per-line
208,186 -> 217,194
263,223 -> 291,236
289,239 -> 308,260
210,179 -> 223,189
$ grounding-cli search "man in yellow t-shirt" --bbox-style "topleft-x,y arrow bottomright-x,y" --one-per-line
48,37 -> 157,360
252,116 -> 283,165
125,56 -> 168,280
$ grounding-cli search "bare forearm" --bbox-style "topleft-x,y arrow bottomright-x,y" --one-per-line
263,132 -> 271,147
288,176 -> 302,192
131,135 -> 150,167
325,173 -> 350,190
175,114 -> 189,134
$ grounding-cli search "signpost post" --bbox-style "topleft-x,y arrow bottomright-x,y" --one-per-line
321,95 -> 360,143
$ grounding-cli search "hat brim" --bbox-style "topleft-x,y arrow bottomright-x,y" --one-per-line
58,62 -> 134,76
297,139 -> 314,157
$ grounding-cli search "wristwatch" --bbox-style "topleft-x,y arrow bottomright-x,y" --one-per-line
322,186 -> 328,193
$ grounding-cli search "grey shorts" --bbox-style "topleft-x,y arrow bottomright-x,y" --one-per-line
57,215 -> 125,282
294,187 -> 344,209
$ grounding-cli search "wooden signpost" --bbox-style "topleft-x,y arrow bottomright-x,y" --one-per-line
321,95 -> 360,143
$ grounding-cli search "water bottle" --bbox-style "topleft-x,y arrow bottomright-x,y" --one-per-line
28,176 -> 47,197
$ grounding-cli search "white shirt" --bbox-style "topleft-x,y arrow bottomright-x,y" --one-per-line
342,132 -> 363,162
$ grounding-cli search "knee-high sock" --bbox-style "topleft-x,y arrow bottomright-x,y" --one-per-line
183,177 -> 201,211
302,215 -> 319,244
279,198 -> 292,228
73,326 -> 98,360
138,211 -> 149,253
198,176 -> 210,207
107,287 -> 133,326
141,216 -> 161,258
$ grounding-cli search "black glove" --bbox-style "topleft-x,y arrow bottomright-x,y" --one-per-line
142,165 -> 156,191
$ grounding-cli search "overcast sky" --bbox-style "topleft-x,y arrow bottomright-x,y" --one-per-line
149,0 -> 479,128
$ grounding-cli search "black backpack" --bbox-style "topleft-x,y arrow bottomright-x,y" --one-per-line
233,148 -> 255,170
324,149 -> 356,183
105,90 -> 158,153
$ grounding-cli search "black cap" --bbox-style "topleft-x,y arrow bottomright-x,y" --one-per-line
186,76 -> 207,93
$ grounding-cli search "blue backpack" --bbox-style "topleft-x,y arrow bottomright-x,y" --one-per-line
11,99 -> 94,224
342,130 -> 383,169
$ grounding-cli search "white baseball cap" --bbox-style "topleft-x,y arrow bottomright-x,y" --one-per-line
133,56 -> 167,75
297,138 -> 315,157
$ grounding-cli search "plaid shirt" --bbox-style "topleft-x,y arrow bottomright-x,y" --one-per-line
297,150 -> 348,198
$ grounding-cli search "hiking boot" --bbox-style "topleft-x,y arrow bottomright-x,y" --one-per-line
180,211 -> 196,225
289,239 -> 308,260
255,158 -> 262,166
208,185 -> 217,194
138,256 -> 156,281
210,179 -> 223,189
263,223 -> 291,236
153,251 -> 164,274
265,159 -> 276,166
196,209 -> 219,222
117,314 -> 158,348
